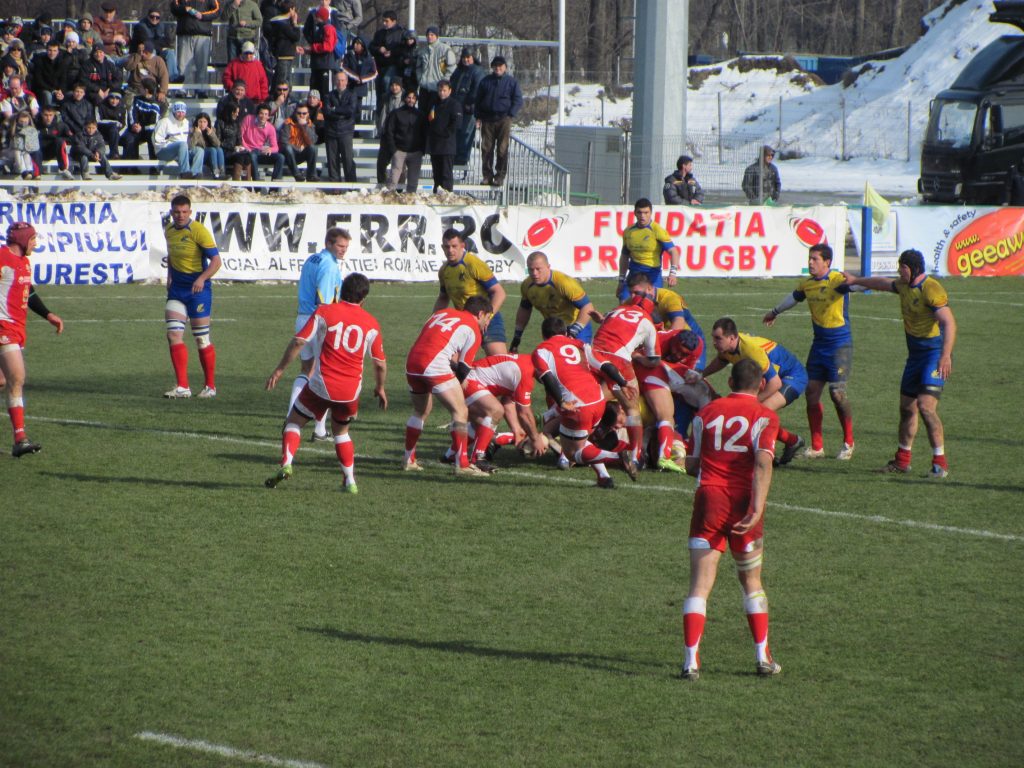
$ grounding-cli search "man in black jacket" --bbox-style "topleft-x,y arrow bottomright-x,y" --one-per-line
29,40 -> 68,107
369,10 -> 404,104
426,79 -> 459,193
323,70 -> 357,182
384,88 -> 425,193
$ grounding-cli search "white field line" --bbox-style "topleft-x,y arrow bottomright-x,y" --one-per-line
952,297 -> 1024,308
134,731 -> 327,768
30,416 -> 1024,543
71,318 -> 238,323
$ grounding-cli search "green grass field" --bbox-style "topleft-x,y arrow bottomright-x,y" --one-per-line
2,277 -> 1022,768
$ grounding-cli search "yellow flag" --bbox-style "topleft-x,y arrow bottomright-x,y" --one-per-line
864,182 -> 891,227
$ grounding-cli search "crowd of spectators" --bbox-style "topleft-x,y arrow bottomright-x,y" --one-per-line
0,5 -> 519,190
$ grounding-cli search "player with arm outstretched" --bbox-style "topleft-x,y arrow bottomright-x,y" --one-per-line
265,273 -> 387,494
404,294 -> 493,477
680,358 -> 782,680
162,194 -> 222,399
843,249 -> 957,478
1,223 -> 64,458
764,243 -> 862,460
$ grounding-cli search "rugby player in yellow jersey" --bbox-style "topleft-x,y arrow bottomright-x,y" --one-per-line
697,317 -> 806,465
617,197 -> 681,301
434,228 -> 508,354
510,251 -> 601,350
764,244 -> 864,460
162,194 -> 222,399
843,249 -> 957,478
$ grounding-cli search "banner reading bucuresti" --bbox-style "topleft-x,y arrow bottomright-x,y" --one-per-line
0,200 -> 849,284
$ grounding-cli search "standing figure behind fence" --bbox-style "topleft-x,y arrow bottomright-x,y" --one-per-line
475,56 -> 522,188
742,144 -> 781,205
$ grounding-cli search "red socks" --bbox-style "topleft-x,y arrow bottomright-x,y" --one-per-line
169,342 -> 189,388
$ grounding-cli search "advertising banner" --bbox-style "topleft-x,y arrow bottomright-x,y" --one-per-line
0,201 -> 150,285
895,205 -> 1024,278
503,204 -> 847,278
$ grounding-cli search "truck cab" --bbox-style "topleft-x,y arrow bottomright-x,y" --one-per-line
919,2 -> 1024,203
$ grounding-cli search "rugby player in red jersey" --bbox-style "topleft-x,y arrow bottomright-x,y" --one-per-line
264,273 -> 387,494
680,358 -> 782,680
0,222 -> 64,458
403,294 -> 492,476
533,317 -> 636,488
588,289 -> 661,472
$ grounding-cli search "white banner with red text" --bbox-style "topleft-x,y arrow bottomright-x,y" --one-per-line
4,200 -> 849,284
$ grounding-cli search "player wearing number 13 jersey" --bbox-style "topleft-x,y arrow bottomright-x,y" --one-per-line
680,358 -> 782,680
264,273 -> 387,494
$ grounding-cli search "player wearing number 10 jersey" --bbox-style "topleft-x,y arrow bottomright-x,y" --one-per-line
681,358 -> 781,680
264,273 -> 387,494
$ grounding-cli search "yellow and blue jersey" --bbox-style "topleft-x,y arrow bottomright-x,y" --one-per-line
652,288 -> 689,329
622,222 -> 674,269
793,269 -> 852,347
439,252 -> 498,309
896,276 -> 948,351
164,219 -> 218,288
520,270 -> 589,324
720,333 -> 802,382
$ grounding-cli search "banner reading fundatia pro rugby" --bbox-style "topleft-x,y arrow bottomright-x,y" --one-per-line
895,205 -> 1024,277
0,200 -> 149,285
150,203 -> 523,282
503,204 -> 847,277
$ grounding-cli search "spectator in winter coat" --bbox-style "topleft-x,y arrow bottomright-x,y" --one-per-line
216,78 -> 258,124
153,101 -> 204,176
663,154 -> 705,206
60,33 -> 89,93
1,109 -> 40,178
475,56 -> 522,186
1,77 -> 39,119
370,10 -> 404,104
425,79 -> 459,193
61,83 -> 95,139
121,78 -> 163,161
267,81 -> 299,129
125,43 -> 170,102
216,101 -> 253,178
742,145 -> 781,204
384,88 -> 425,193
76,15 -> 104,54
263,0 -> 304,87
341,36 -> 376,119
304,89 -> 327,143
223,0 -> 262,62
375,78 -> 403,183
29,40 -> 68,106
278,104 -> 318,181
36,105 -> 75,178
221,41 -> 269,102
333,0 -> 363,36
449,48 -> 485,165
96,90 -> 127,158
323,70 -> 358,182
171,0 -> 220,95
2,39 -> 29,82
303,4 -> 339,99
71,119 -> 121,179
398,29 -> 418,94
81,46 -> 121,104
189,112 -> 225,177
415,26 -> 456,116
241,103 -> 284,180
93,2 -> 129,57
129,8 -> 178,81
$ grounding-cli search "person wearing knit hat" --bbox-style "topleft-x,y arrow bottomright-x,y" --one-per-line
415,24 -> 455,115
0,222 -> 64,458
449,46 -> 485,165
153,100 -> 204,178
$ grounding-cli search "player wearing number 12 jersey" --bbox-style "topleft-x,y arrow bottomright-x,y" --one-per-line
264,273 -> 387,494
681,358 -> 781,680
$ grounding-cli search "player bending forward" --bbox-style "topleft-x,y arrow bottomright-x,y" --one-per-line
264,273 -> 387,494
681,358 -> 782,680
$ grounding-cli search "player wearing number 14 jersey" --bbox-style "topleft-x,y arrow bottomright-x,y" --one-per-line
681,358 -> 781,680
264,273 -> 387,494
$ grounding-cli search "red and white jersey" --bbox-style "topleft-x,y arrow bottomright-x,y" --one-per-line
465,353 -> 535,406
296,301 -> 385,403
0,246 -> 31,328
531,335 -> 604,408
592,304 -> 659,362
406,308 -> 482,377
691,393 -> 779,490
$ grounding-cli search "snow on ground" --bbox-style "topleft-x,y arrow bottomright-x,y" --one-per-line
529,0 -> 1014,197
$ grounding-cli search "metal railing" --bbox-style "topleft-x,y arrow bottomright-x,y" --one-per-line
501,136 -> 571,207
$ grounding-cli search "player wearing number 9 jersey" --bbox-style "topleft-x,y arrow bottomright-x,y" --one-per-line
264,273 -> 387,494
680,358 -> 782,680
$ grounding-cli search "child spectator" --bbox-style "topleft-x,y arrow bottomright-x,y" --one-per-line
96,90 -> 127,159
36,105 -> 75,179
71,118 -> 121,179
1,109 -> 41,178
60,82 -> 95,139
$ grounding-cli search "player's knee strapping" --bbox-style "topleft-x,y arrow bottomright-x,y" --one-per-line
735,552 -> 764,572
165,318 -> 186,335
192,324 -> 212,348
743,590 -> 768,614
6,395 -> 23,408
